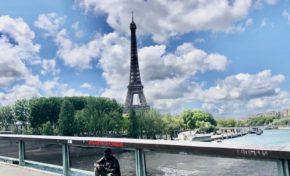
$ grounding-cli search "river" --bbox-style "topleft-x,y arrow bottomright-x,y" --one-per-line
1,130 -> 290,176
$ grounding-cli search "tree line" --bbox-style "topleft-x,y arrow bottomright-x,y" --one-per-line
0,96 -> 217,139
217,115 -> 288,127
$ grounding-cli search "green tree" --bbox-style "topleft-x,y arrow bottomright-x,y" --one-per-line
217,119 -> 237,127
128,110 -> 139,138
0,106 -> 15,131
79,97 -> 123,136
14,99 -> 30,122
74,110 -> 87,136
59,100 -> 75,136
181,109 -> 216,132
29,97 -> 49,128
138,110 -> 164,139
41,121 -> 53,135
181,110 -> 196,129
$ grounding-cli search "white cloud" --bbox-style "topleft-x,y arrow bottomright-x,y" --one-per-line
41,59 -> 60,76
0,85 -> 40,105
77,0 -> 253,42
81,83 -> 94,90
62,87 -> 89,97
55,29 -> 101,70
226,18 -> 253,33
254,0 -> 278,9
35,13 -> 101,70
194,38 -> 205,44
282,10 -> 290,22
98,33 -> 228,111
71,22 -> 84,38
201,70 -> 289,116
0,15 -> 40,87
34,13 -> 66,37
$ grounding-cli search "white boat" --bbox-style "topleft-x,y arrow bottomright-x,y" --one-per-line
176,130 -> 213,142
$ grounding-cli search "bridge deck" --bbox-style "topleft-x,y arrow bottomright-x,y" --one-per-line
0,163 -> 57,176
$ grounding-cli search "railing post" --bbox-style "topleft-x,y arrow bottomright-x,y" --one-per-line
135,149 -> 147,176
62,143 -> 70,176
277,159 -> 290,176
18,140 -> 25,166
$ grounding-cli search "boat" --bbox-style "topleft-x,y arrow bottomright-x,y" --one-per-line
249,127 -> 263,135
256,130 -> 263,135
176,130 -> 213,142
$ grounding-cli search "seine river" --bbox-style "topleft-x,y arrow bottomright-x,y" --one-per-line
1,130 -> 290,176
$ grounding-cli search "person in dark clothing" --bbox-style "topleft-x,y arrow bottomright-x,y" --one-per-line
94,148 -> 121,176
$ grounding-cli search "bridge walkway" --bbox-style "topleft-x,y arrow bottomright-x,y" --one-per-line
0,162 -> 57,176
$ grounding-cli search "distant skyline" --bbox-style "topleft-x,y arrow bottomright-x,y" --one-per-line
0,0 -> 290,117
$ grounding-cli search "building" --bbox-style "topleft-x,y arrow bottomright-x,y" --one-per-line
282,109 -> 290,117
254,111 -> 281,118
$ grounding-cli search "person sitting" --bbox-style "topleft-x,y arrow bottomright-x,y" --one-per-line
94,148 -> 121,176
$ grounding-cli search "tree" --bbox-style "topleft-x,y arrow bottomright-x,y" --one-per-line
163,114 -> 182,140
58,100 -> 75,136
0,106 -> 15,131
181,109 -> 216,132
138,110 -> 164,139
181,110 -> 196,129
217,119 -> 237,127
74,110 -> 87,136
14,99 -> 30,122
29,97 -> 49,128
41,121 -> 53,135
128,110 -> 139,138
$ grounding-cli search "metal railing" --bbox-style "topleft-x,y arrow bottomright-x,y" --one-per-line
0,134 -> 290,176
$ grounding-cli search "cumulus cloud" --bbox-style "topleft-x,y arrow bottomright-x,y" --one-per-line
35,13 -> 101,70
34,13 -> 66,37
0,15 -> 40,87
77,0 -> 254,42
98,32 -> 228,111
0,85 -> 40,105
201,70 -> 289,116
41,59 -> 60,76
81,83 -> 94,90
55,29 -> 101,69
61,86 -> 89,97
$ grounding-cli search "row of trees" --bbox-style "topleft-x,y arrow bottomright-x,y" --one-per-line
217,116 -> 281,127
127,109 -> 217,139
0,96 -> 217,139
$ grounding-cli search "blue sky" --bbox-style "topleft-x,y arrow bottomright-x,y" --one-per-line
0,0 -> 289,117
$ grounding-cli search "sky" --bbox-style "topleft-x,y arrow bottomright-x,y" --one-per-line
0,0 -> 289,117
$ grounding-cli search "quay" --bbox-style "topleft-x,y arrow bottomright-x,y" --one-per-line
0,134 -> 290,176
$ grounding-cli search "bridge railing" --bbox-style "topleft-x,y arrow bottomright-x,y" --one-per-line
0,134 -> 290,176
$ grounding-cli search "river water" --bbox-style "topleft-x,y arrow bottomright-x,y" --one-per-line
1,130 -> 290,176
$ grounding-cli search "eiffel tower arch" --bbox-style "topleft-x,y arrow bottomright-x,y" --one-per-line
124,16 -> 150,112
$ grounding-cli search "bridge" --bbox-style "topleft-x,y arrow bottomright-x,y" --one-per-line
0,134 -> 290,176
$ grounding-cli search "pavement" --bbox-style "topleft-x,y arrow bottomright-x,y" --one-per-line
0,163 -> 58,176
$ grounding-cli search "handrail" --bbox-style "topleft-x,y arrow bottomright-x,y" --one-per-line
0,134 -> 290,176
0,134 -> 290,160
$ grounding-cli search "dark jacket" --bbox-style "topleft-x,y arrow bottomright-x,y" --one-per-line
96,155 -> 121,176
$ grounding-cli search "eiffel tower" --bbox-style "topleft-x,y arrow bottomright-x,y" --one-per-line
124,15 -> 150,112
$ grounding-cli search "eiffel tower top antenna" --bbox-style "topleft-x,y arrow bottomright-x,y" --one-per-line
131,11 -> 134,22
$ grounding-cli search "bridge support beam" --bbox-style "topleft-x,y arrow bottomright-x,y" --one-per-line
62,143 -> 70,176
18,140 -> 25,166
278,159 -> 290,176
135,149 -> 146,176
